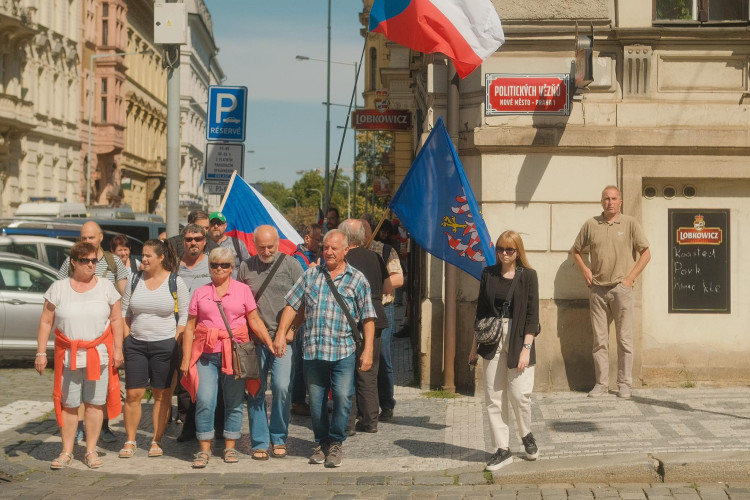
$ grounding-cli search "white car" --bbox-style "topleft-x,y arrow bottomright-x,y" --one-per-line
0,252 -> 57,359
0,235 -> 74,269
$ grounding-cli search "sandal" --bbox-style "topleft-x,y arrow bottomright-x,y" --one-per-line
84,450 -> 103,469
270,444 -> 287,458
50,451 -> 73,470
119,441 -> 137,458
192,450 -> 210,469
223,448 -> 240,464
148,441 -> 163,457
251,448 -> 269,461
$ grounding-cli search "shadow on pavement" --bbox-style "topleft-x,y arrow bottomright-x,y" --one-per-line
393,438 -> 484,462
631,395 -> 750,420
380,415 -> 448,431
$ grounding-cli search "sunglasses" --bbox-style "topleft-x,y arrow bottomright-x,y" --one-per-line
184,236 -> 205,243
209,219 -> 225,226
74,257 -> 99,265
210,262 -> 232,269
497,247 -> 517,255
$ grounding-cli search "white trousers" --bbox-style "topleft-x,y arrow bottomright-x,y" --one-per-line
482,319 -> 535,450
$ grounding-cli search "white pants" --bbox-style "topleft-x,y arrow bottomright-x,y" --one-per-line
482,319 -> 535,450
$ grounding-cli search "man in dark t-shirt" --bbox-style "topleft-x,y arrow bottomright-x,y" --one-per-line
339,219 -> 389,434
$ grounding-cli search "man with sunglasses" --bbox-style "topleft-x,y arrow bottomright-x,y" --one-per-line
207,211 -> 249,278
167,210 -> 218,259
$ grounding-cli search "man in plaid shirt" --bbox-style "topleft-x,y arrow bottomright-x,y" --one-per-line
275,229 -> 376,468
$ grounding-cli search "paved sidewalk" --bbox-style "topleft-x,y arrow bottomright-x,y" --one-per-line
2,312 -> 750,496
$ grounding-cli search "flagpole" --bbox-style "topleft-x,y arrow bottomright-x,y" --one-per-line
365,208 -> 390,247
443,60 -> 460,394
218,170 -> 238,211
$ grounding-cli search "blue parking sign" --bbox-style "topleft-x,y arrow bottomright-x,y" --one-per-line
207,86 -> 247,142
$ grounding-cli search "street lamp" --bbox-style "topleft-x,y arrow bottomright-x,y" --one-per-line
87,49 -> 152,206
336,179 -> 350,219
337,125 -> 357,216
285,196 -> 299,219
295,50 -> 358,217
307,188 -> 323,211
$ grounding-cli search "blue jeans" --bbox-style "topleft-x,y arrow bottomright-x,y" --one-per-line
377,303 -> 396,411
304,353 -> 355,444
291,331 -> 306,403
247,343 -> 293,450
195,352 -> 245,441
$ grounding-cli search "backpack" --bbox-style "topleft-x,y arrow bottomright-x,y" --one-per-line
69,250 -> 117,278
130,271 -> 179,324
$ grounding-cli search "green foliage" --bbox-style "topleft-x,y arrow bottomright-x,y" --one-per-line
422,389 -> 460,399
656,0 -> 692,20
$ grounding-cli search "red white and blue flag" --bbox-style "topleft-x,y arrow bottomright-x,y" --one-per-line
219,171 -> 303,257
369,0 -> 505,78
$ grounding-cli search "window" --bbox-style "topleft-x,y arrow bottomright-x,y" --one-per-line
102,3 -> 109,45
101,78 -> 107,123
0,262 -> 55,292
369,47 -> 377,92
655,0 -> 748,23
45,244 -> 70,269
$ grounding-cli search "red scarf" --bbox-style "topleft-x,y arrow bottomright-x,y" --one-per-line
53,326 -> 121,427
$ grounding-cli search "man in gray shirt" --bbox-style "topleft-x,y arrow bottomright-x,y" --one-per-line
237,225 -> 303,460
178,224 -> 212,294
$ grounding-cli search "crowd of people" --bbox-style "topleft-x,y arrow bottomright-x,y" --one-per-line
34,184 -> 649,472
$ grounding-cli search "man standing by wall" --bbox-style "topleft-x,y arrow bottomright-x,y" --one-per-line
275,229 -> 376,468
571,186 -> 651,399
238,225 -> 303,460
207,211 -> 250,277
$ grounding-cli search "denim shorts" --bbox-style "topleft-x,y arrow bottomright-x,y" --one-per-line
61,364 -> 109,407
123,336 -> 177,389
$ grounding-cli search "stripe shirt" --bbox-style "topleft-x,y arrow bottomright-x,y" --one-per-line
285,262 -> 375,362
122,273 -> 190,342
57,253 -> 130,287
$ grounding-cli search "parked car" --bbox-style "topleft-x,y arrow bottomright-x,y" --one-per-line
0,235 -> 74,269
0,219 -> 144,261
0,252 -> 57,359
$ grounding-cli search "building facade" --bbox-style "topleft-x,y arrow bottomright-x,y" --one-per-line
364,0 -> 750,391
0,0 -> 81,216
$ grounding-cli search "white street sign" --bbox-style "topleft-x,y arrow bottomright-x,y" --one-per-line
205,142 -> 244,181
203,182 -> 228,195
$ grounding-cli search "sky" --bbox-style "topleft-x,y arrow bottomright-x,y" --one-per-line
204,0 -> 366,187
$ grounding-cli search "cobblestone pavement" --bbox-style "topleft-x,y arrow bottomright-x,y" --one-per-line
2,307 -> 750,497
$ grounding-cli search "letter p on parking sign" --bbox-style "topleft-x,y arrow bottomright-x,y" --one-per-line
207,86 -> 247,142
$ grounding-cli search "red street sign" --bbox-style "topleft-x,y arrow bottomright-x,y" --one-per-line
485,74 -> 570,115
352,109 -> 411,130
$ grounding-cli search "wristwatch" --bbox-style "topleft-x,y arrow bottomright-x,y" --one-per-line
523,343 -> 532,350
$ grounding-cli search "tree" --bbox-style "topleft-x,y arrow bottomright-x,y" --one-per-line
258,181 -> 289,211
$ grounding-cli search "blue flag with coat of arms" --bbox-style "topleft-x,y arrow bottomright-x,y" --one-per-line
389,116 -> 495,280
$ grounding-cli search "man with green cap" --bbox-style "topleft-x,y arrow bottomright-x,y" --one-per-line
207,211 -> 250,278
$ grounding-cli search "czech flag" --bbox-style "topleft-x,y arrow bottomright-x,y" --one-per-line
219,171 -> 303,257
369,0 -> 505,79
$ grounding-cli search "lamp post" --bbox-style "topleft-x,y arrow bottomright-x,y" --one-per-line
295,50 -> 358,218
286,196 -> 299,220
307,188 -> 323,211
337,125 -> 357,217
87,49 -> 151,206
336,179 -> 350,219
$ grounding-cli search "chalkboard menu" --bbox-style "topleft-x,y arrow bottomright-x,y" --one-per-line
669,209 -> 730,313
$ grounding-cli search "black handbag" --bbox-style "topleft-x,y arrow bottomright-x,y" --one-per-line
475,268 -> 521,345
215,300 -> 261,380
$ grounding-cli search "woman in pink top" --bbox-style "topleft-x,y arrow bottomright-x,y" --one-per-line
180,246 -> 275,468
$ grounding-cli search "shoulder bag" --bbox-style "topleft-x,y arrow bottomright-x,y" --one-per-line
474,268 -> 522,345
215,300 -> 261,380
322,271 -> 363,347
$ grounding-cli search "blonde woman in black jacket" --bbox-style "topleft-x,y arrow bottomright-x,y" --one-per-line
469,230 -> 541,471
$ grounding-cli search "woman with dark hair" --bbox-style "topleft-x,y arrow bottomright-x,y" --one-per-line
469,230 -> 541,471
35,242 -> 124,469
110,234 -> 139,274
119,239 -> 189,459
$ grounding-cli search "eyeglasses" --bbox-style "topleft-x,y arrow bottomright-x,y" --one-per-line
210,262 -> 232,269
183,236 -> 205,243
497,247 -> 517,255
74,257 -> 99,265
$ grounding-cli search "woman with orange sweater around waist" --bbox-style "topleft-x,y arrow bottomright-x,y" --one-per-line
34,241 -> 124,470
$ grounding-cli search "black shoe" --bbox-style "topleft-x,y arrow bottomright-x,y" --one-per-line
379,409 -> 393,421
521,433 -> 539,460
485,448 -> 513,471
394,326 -> 410,338
291,402 -> 311,416
345,428 -> 357,437
355,422 -> 377,433
176,430 -> 196,442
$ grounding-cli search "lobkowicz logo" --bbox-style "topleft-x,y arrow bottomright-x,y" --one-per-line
676,215 -> 722,245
